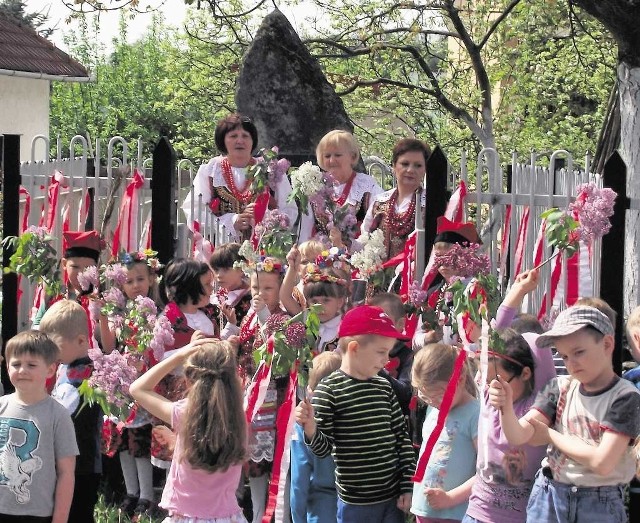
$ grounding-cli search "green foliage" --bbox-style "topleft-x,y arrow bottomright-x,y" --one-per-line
2,229 -> 61,297
253,305 -> 321,386
540,208 -> 579,257
77,379 -> 132,422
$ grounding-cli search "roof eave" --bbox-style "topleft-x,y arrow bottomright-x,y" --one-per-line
0,68 -> 93,83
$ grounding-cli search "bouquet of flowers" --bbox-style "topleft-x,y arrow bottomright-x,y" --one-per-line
79,251 -> 174,420
420,243 -> 504,350
253,304 -> 322,387
538,182 -> 616,268
78,349 -> 140,421
249,146 -> 291,193
2,226 -> 62,297
254,209 -> 295,260
327,203 -> 359,246
288,162 -> 332,213
349,229 -> 385,278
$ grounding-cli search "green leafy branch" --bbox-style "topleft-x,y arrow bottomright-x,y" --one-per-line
2,230 -> 62,297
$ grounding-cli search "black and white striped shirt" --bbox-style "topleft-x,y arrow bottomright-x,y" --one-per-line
307,370 -> 415,505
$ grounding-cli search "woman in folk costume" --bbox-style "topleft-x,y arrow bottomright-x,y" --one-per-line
361,138 -> 430,261
299,129 -> 383,244
181,113 -> 297,242
32,230 -> 103,333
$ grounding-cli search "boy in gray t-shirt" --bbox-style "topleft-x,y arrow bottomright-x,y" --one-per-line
0,331 -> 78,522
489,306 -> 640,523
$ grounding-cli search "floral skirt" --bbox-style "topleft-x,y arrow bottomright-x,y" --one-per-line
162,512 -> 247,523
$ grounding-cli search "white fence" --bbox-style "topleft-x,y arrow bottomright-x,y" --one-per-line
13,134 -> 605,328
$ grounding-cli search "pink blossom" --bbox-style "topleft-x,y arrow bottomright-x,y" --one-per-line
569,183 -> 617,242
135,295 -> 158,316
87,349 -> 139,408
77,265 -> 99,291
150,314 -> 175,361
104,263 -> 129,287
434,244 -> 490,278
284,322 -> 307,348
103,287 -> 126,309
408,280 -> 428,307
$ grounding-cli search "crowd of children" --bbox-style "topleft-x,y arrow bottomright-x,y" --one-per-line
3,211 -> 640,523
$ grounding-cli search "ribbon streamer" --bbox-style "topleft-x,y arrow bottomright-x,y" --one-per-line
262,370 -> 298,523
112,169 -> 145,257
251,190 -> 271,249
412,348 -> 468,482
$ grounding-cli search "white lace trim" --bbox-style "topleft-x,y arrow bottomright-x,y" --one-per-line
373,188 -> 426,207
338,172 -> 382,205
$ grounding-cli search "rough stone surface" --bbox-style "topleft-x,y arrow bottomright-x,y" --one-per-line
236,9 -> 353,165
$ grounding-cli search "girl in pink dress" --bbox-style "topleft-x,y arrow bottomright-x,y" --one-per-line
130,340 -> 247,523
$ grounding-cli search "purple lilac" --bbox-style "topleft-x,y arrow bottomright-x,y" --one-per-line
434,243 -> 490,277
77,265 -> 99,291
569,183 -> 617,242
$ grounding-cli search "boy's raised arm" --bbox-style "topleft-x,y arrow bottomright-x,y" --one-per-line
52,455 -> 75,523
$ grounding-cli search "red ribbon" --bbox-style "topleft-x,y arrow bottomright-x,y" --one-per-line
499,205 -> 512,279
244,338 -> 274,424
112,169 -> 145,257
19,186 -> 31,233
251,190 -> 271,249
513,207 -> 530,276
412,349 -> 468,483
262,369 -> 298,523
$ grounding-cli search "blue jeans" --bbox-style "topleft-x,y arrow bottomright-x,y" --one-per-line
526,469 -> 626,523
461,516 -> 482,523
336,497 -> 405,523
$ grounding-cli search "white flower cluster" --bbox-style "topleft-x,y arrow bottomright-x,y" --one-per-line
350,229 -> 385,277
290,162 -> 324,196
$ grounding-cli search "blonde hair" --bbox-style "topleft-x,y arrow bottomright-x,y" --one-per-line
309,351 -> 342,390
412,343 -> 477,398
627,305 -> 640,349
179,341 -> 246,472
40,299 -> 89,339
299,240 -> 325,263
315,130 -> 360,171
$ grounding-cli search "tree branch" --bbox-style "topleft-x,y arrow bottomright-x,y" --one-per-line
478,0 -> 522,49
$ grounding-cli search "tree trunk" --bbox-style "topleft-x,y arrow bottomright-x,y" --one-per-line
620,62 -> 640,313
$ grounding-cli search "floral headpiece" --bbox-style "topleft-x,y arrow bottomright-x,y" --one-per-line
118,249 -> 161,273
302,264 -> 347,287
314,247 -> 350,270
235,240 -> 286,275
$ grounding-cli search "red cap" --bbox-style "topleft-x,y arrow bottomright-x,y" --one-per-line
434,216 -> 480,244
63,230 -> 102,261
339,305 -> 409,340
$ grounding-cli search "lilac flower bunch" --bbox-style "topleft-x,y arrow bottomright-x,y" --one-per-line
77,265 -> 100,292
103,263 -> 128,286
407,280 -> 429,308
77,348 -> 140,420
288,162 -> 334,213
433,243 -> 491,278
3,226 -> 61,297
254,209 -> 295,260
250,146 -> 291,193
150,314 -> 175,362
327,204 -> 359,244
254,305 -> 322,386
569,183 -> 617,242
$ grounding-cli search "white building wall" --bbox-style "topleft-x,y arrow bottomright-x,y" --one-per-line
0,75 -> 50,162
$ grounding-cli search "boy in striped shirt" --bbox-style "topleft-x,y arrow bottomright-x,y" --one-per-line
295,305 -> 415,523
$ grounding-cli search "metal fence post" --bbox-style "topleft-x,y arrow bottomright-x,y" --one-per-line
598,150 -> 626,376
423,146 -> 450,266
1,134 -> 20,393
151,137 -> 176,265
